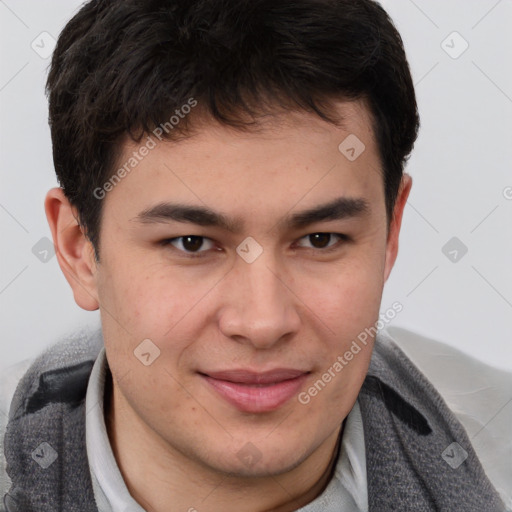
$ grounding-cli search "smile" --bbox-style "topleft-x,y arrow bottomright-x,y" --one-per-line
200,369 -> 310,413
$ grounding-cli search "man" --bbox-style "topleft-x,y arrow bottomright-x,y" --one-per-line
0,0 -> 510,510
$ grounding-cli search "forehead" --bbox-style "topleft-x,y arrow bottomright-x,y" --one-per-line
104,99 -> 384,225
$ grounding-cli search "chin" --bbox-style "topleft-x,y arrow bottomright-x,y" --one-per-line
206,440 -> 311,479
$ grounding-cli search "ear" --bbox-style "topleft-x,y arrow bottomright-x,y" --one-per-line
383,173 -> 412,282
44,187 -> 100,311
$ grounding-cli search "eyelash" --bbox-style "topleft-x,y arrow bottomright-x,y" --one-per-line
159,233 -> 350,259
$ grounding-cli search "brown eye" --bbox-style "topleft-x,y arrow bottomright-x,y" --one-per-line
161,236 -> 215,256
309,233 -> 331,249
296,233 -> 348,251
181,236 -> 205,252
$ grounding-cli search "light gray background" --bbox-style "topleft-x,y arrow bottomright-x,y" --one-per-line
1,0 -> 511,371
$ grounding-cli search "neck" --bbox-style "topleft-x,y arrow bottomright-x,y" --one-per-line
104,368 -> 344,512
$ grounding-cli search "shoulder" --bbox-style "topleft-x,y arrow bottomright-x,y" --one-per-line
0,327 -> 104,508
0,358 -> 35,508
381,326 -> 512,510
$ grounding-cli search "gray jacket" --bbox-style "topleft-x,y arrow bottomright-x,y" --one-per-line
0,328 -> 508,511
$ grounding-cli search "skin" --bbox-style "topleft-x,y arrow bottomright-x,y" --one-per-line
45,99 -> 412,512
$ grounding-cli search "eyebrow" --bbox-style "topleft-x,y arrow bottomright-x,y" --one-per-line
133,196 -> 370,233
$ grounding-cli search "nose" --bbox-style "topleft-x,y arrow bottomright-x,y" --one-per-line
218,251 -> 301,349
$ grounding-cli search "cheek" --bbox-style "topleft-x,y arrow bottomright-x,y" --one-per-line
99,267 -> 202,418
98,263 -> 220,385
308,255 -> 385,335
98,260 -> 194,334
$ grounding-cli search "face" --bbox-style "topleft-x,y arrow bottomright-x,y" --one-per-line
59,100 -> 409,478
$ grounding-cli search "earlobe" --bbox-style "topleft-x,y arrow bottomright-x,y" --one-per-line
44,187 -> 100,311
383,174 -> 413,282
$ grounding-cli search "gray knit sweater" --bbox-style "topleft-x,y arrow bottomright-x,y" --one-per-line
1,329 -> 507,511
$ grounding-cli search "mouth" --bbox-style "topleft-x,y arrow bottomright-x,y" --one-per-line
199,369 -> 310,413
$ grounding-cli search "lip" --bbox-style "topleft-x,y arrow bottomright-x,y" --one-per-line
200,369 -> 309,413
